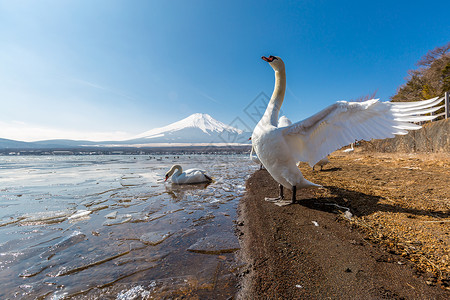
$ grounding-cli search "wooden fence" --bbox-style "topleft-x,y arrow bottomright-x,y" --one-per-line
430,91 -> 450,121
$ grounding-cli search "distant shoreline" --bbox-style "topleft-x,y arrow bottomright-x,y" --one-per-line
0,144 -> 252,156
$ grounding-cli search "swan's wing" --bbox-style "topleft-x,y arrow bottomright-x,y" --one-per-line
177,169 -> 211,183
283,97 -> 441,166
184,168 -> 207,175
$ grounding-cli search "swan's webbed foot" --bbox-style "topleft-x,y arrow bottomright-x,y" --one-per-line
265,184 -> 292,206
271,199 -> 293,206
265,196 -> 292,206
266,186 -> 298,205
264,196 -> 283,202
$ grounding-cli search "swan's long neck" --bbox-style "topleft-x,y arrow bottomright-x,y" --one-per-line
168,165 -> 182,178
262,68 -> 286,126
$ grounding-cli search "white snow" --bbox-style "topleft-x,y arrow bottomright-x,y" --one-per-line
133,113 -> 243,139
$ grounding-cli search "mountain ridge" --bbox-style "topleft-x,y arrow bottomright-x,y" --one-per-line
0,113 -> 252,149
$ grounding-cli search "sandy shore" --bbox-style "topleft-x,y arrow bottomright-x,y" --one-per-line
236,152 -> 450,299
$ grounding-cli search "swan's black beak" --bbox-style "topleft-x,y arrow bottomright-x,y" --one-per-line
164,175 -> 168,182
262,56 -> 277,62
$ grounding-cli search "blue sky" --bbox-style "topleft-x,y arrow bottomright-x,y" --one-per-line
1,0 -> 449,141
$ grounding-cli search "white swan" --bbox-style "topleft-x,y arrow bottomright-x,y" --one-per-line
250,115 -> 292,170
250,145 -> 264,169
252,55 -> 440,205
164,165 -> 212,184
277,115 -> 292,127
280,116 -> 331,171
343,143 -> 354,153
313,156 -> 330,171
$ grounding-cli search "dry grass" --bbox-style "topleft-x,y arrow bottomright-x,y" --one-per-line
299,151 -> 450,288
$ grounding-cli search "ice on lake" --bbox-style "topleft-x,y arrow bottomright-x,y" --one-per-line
0,154 -> 255,298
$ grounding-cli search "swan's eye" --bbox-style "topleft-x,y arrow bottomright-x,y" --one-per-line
269,56 -> 278,61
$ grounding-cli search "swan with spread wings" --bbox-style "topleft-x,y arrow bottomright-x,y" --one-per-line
252,55 -> 441,205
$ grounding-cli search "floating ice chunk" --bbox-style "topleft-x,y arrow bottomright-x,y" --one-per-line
50,292 -> 68,300
48,248 -> 129,277
147,212 -> 167,221
68,210 -> 91,220
129,212 -> 151,223
103,214 -> 132,226
104,211 -> 118,219
187,233 -> 240,254
20,261 -> 50,278
312,221 -> 319,227
139,230 -> 172,246
0,218 -> 21,227
20,231 -> 87,277
128,242 -> 147,251
116,285 -> 150,300
89,205 -> 109,212
19,284 -> 33,293
40,231 -> 86,260
20,211 -> 70,225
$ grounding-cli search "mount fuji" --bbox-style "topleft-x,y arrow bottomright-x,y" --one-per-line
127,113 -> 251,145
0,113 -> 252,149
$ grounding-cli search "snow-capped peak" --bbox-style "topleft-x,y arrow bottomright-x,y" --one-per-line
133,113 -> 243,140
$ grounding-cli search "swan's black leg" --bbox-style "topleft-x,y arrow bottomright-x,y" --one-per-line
265,184 -> 284,202
291,186 -> 297,204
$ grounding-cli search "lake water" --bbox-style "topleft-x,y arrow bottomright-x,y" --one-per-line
0,155 -> 255,299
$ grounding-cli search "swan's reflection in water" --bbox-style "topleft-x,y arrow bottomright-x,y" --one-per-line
165,182 -> 212,200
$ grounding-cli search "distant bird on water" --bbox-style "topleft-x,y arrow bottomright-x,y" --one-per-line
165,165 -> 212,184
252,55 -> 441,205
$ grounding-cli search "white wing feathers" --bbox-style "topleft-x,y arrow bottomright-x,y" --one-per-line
283,97 -> 440,167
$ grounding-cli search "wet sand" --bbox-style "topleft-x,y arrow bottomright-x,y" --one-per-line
237,152 -> 450,299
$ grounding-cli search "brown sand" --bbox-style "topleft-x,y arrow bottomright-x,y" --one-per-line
236,151 -> 450,299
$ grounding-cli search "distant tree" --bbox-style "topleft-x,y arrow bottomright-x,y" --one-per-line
391,42 -> 450,103
350,90 -> 378,102
417,43 -> 450,67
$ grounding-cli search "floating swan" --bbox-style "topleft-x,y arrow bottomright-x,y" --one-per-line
252,55 -> 440,205
164,165 -> 212,184
343,143 -> 354,153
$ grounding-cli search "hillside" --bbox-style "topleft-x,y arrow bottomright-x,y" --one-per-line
391,42 -> 450,104
361,118 -> 450,153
